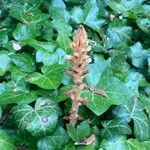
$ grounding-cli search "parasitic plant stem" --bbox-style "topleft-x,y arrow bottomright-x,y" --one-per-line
66,25 -> 107,126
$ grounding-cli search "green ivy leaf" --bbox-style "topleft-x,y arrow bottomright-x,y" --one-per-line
51,85 -> 71,103
28,64 -> 65,89
84,55 -> 133,116
26,39 -> 57,52
0,83 -> 5,95
0,130 -> 16,150
0,105 -> 2,118
108,0 -> 143,17
36,48 -> 67,65
25,0 -> 44,5
113,99 -> 150,141
137,18 -> 150,34
125,72 -> 143,96
12,97 -> 61,136
0,91 -> 37,105
140,94 -> 150,116
100,136 -> 146,150
56,32 -> 71,53
62,141 -> 76,150
143,140 -> 150,150
52,19 -> 72,36
106,19 -> 132,48
10,66 -> 29,81
49,2 -> 70,22
101,119 -> 132,140
10,4 -> 48,23
10,53 -> 35,73
0,30 -> 9,45
71,0 -> 105,30
0,52 -> 11,76
13,23 -> 37,41
129,42 -> 149,68
37,126 -> 69,150
67,120 -> 91,142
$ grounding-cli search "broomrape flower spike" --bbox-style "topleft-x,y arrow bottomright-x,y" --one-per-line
66,25 -> 107,126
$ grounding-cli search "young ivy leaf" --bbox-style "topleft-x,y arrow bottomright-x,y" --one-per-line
13,23 -> 37,41
12,97 -> 61,136
137,18 -> 150,34
0,91 -> 37,105
101,119 -> 132,140
100,136 -> 146,150
0,52 -> 11,76
37,126 -> 69,150
26,39 -> 57,52
106,19 -> 132,48
67,120 -> 91,142
71,0 -> 105,31
113,98 -> 150,141
108,0 -> 143,17
10,4 -> 48,24
0,105 -> 2,118
10,52 -> 35,73
28,64 -> 65,89
0,130 -> 16,150
129,42 -> 150,68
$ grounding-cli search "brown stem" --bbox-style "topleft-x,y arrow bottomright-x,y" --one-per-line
83,84 -> 107,97
66,25 -> 107,126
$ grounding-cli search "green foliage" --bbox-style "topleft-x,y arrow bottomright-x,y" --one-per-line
12,97 -> 61,136
67,120 -> 91,142
0,0 -> 150,149
0,130 -> 16,150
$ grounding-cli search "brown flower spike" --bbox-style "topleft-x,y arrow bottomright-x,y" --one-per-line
66,25 -> 107,126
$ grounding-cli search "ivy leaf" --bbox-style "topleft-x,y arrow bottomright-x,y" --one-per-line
129,42 -> 149,68
0,130 -> 16,150
125,72 -> 143,96
0,52 -> 11,76
56,32 -> 71,53
28,64 -> 65,89
137,18 -> 150,34
12,97 -> 61,136
67,120 -> 91,142
84,55 -> 133,116
51,85 -> 71,103
143,140 -> 150,150
13,23 -> 37,41
25,0 -> 44,5
0,83 -> 5,95
0,30 -> 9,45
36,48 -> 67,65
106,19 -> 132,48
83,0 -> 105,30
0,91 -> 37,105
100,136 -> 146,150
49,1 -> 70,22
140,94 -> 150,117
62,141 -> 76,150
113,99 -> 150,141
52,19 -> 72,36
26,39 -> 57,52
71,0 -> 105,30
37,126 -> 69,150
10,53 -> 35,73
0,105 -> 2,118
108,0 -> 143,17
10,4 -> 48,23
101,119 -> 132,140
10,66 -> 29,81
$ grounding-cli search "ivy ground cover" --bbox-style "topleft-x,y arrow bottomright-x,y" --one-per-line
0,0 -> 150,149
